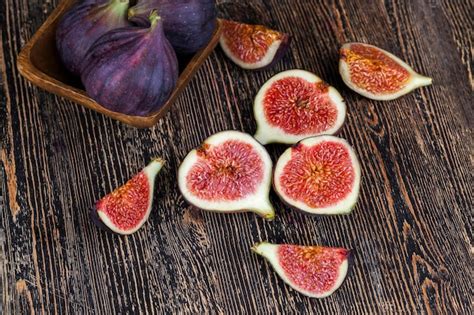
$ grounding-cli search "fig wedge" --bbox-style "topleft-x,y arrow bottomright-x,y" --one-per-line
274,135 -> 361,215
178,131 -> 275,220
252,242 -> 351,298
254,70 -> 346,145
339,42 -> 432,100
219,19 -> 291,70
91,158 -> 165,235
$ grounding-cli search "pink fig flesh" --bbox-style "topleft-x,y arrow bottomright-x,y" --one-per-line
178,131 -> 275,219
254,70 -> 346,145
91,158 -> 165,235
219,19 -> 291,70
274,135 -> 361,215
253,242 -> 351,298
339,42 -> 432,100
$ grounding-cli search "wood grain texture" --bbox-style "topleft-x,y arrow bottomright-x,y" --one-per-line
1,0 -> 472,314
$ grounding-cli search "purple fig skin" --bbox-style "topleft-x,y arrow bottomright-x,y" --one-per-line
55,0 -> 131,76
90,205 -> 115,233
257,35 -> 292,71
81,12 -> 179,116
129,0 -> 217,54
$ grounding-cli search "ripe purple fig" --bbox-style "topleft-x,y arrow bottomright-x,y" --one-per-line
128,0 -> 217,54
81,11 -> 179,116
55,0 -> 131,75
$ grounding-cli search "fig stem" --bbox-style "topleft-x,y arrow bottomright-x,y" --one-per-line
109,0 -> 129,15
109,0 -> 129,7
148,10 -> 161,28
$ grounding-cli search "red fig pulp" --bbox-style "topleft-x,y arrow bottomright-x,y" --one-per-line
339,43 -> 432,100
274,135 -> 361,215
178,131 -> 275,219
91,158 -> 165,235
128,0 -> 217,54
81,12 -> 178,116
56,0 -> 131,75
252,242 -> 351,298
219,19 -> 291,70
254,70 -> 346,145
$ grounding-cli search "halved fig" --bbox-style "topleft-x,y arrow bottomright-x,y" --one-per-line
219,19 -> 291,70
339,42 -> 432,100
274,135 -> 360,215
252,242 -> 351,298
254,70 -> 346,145
178,131 -> 275,219
91,158 -> 165,235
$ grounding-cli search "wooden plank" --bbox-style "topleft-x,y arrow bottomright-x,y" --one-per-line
1,0 -> 472,313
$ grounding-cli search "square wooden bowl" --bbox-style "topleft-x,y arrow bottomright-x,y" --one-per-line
17,0 -> 222,128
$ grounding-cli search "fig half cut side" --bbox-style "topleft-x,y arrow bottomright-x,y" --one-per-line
219,19 -> 291,70
339,42 -> 432,100
91,158 -> 165,235
254,70 -> 346,145
274,135 -> 361,215
252,242 -> 351,298
178,131 -> 275,220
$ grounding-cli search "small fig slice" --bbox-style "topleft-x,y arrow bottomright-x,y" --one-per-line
339,42 -> 432,100
81,11 -> 178,116
252,242 -> 351,298
254,70 -> 346,145
219,19 -> 291,70
91,158 -> 165,235
56,0 -> 131,76
274,135 -> 361,215
178,131 -> 275,219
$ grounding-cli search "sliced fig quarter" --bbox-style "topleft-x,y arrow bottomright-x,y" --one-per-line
219,19 -> 291,70
339,42 -> 432,100
274,135 -> 361,215
252,242 -> 351,298
178,131 -> 275,220
254,70 -> 346,145
91,158 -> 165,235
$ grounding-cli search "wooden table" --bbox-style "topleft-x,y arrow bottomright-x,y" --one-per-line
1,0 -> 472,313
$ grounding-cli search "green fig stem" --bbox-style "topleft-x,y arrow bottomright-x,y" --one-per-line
149,10 -> 161,29
110,0 -> 129,4
128,8 -> 136,19
108,0 -> 129,16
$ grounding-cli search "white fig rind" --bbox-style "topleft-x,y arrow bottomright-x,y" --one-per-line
178,131 -> 275,219
254,70 -> 346,145
252,242 -> 350,298
97,158 -> 165,235
220,37 -> 284,70
274,135 -> 361,215
339,42 -> 432,101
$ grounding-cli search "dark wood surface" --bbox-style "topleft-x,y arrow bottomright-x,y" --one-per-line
1,0 -> 472,313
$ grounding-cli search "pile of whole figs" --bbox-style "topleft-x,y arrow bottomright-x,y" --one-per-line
56,0 -> 217,116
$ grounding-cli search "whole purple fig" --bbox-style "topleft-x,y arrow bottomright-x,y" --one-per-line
81,11 -> 179,117
56,0 -> 131,75
128,0 -> 217,54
